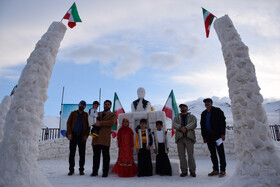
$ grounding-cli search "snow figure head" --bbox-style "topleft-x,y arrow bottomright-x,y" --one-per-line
131,87 -> 151,112
137,87 -> 146,99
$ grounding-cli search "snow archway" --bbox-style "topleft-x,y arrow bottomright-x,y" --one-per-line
214,15 -> 280,186
0,22 -> 66,187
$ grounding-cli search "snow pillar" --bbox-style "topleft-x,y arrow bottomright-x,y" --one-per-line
0,22 -> 66,187
214,15 -> 280,186
0,96 -> 11,141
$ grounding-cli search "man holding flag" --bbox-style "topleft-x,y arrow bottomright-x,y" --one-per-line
172,104 -> 197,177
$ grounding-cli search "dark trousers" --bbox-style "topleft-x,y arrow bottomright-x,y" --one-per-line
206,139 -> 226,172
92,145 -> 110,175
69,133 -> 86,172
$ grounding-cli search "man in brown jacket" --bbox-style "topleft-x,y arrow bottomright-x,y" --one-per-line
91,100 -> 117,177
66,100 -> 90,176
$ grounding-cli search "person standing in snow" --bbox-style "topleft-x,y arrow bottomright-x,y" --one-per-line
90,100 -> 117,177
135,119 -> 153,177
152,120 -> 172,176
88,101 -> 100,137
200,98 -> 227,178
112,118 -> 137,177
66,100 -> 90,176
172,104 -> 197,177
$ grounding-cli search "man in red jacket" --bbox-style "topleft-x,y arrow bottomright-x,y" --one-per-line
66,100 -> 90,176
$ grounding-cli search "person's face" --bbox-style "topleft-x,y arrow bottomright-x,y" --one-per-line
156,124 -> 162,131
78,104 -> 86,110
122,119 -> 129,127
92,104 -> 99,109
180,106 -> 188,113
204,101 -> 212,110
140,122 -> 147,129
104,102 -> 111,111
137,87 -> 145,99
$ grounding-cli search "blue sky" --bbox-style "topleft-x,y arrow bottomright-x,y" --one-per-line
0,0 -> 279,116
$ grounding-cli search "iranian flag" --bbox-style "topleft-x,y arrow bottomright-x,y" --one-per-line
162,90 -> 179,137
202,7 -> 216,38
10,85 -> 17,96
112,92 -> 125,138
63,3 -> 82,28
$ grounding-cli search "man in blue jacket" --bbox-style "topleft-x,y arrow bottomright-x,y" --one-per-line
200,98 -> 226,178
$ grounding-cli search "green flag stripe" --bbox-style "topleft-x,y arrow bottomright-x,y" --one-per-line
70,3 -> 82,22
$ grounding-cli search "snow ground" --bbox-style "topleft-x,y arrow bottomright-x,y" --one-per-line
39,155 -> 237,187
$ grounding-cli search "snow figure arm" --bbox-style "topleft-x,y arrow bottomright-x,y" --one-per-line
165,131 -> 169,149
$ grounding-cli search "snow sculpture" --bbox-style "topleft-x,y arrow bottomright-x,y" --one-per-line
0,22 -> 66,187
120,87 -> 166,133
0,96 -> 11,141
214,15 -> 280,186
131,87 -> 152,112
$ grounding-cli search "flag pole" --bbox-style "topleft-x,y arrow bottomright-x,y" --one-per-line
58,86 -> 65,138
99,88 -> 101,112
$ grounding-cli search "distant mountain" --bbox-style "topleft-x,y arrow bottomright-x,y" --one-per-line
155,97 -> 279,127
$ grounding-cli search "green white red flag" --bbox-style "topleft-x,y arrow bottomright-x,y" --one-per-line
162,90 -> 179,137
63,3 -> 82,28
10,85 -> 17,96
202,7 -> 216,38
112,92 -> 125,138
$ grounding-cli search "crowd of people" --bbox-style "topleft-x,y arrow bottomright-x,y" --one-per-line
66,97 -> 227,178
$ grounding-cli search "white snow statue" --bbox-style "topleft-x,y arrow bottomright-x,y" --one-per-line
214,15 -> 280,187
131,87 -> 152,112
120,87 -> 165,133
0,96 -> 12,141
0,22 -> 66,187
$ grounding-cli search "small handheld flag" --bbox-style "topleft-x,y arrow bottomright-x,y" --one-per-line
162,90 -> 179,137
62,2 -> 82,28
202,7 -> 216,38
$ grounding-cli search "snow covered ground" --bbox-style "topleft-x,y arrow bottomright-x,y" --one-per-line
38,155 -> 237,187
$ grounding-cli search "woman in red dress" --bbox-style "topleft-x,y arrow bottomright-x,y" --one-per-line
112,118 -> 137,177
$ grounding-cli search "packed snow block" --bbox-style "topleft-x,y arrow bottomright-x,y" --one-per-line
133,112 -> 148,120
148,111 -> 157,123
0,96 -> 11,141
214,15 -> 280,187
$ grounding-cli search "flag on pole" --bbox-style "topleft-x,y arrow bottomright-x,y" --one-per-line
162,90 -> 179,137
202,7 -> 216,38
112,92 -> 125,138
10,85 -> 17,96
63,2 -> 82,28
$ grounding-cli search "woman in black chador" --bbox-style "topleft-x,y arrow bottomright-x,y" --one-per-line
135,119 -> 153,177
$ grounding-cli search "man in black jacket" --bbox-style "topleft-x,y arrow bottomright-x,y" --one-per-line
200,98 -> 226,178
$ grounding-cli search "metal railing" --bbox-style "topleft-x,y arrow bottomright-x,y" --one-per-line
40,125 -> 280,141
40,128 -> 60,141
